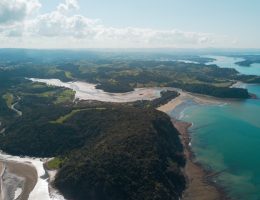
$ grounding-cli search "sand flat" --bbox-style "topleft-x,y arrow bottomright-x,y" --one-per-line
28,78 -> 164,102
0,160 -> 38,200
6,161 -> 38,200
158,91 -> 225,113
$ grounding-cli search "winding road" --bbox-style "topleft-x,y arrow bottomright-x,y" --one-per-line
10,97 -> 22,117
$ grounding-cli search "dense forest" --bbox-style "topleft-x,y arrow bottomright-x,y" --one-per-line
54,107 -> 186,200
132,90 -> 180,109
234,55 -> 260,66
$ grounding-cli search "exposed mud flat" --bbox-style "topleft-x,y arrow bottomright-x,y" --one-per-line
28,78 -> 164,102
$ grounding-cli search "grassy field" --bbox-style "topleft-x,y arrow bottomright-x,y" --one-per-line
2,93 -> 14,108
46,157 -> 65,170
55,89 -> 75,104
51,108 -> 107,124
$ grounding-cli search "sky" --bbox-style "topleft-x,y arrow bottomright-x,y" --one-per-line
0,0 -> 259,49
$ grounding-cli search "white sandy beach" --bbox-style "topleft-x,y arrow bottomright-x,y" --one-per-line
158,91 -> 225,114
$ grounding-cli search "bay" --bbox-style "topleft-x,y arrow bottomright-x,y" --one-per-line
171,56 -> 260,200
205,55 -> 260,76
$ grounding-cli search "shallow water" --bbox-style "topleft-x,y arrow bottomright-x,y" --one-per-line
172,56 -> 260,200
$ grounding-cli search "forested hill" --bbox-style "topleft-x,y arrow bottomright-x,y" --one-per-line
235,55 -> 260,66
0,80 -> 186,200
53,106 -> 186,200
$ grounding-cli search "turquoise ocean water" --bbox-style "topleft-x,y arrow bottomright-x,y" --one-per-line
170,56 -> 260,200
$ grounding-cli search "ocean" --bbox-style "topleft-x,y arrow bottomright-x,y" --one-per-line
171,56 -> 260,200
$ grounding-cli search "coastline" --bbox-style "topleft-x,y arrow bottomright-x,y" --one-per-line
158,91 -> 230,200
173,119 -> 230,200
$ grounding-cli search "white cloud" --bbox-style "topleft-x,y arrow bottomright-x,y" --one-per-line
57,0 -> 79,14
0,0 -> 237,48
93,27 -> 216,48
0,0 -> 41,24
28,12 -> 97,38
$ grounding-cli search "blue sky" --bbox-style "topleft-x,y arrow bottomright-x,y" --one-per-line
0,0 -> 259,48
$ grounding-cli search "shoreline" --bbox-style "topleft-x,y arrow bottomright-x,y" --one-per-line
173,119 -> 230,200
157,91 -> 226,114
158,91 -> 231,200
